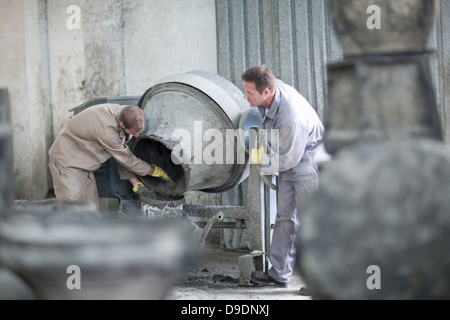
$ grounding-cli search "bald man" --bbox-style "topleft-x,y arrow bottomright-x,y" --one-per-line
48,104 -> 171,210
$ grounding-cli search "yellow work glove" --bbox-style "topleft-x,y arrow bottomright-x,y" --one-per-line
132,182 -> 156,205
133,182 -> 147,194
251,144 -> 266,165
151,165 -> 173,182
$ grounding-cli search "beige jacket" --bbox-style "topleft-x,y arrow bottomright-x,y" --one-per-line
49,103 -> 151,179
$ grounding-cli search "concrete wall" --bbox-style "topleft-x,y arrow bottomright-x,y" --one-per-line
0,0 -> 51,200
0,0 -> 218,200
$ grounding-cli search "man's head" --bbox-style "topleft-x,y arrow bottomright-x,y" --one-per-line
119,105 -> 145,137
242,65 -> 277,108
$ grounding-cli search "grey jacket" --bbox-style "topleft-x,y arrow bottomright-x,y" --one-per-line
258,80 -> 324,180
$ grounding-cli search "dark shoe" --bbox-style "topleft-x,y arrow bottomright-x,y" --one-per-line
250,271 -> 288,288
299,286 -> 311,296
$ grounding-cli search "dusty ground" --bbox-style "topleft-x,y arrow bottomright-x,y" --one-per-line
165,243 -> 312,301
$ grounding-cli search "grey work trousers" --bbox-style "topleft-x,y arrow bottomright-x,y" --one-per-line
268,171 -> 318,284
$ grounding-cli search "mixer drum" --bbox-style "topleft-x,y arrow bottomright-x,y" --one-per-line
134,71 -> 253,197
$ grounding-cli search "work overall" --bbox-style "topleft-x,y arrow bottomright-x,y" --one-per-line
258,80 -> 324,284
48,104 -> 151,209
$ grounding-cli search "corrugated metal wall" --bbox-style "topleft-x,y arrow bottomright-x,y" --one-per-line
216,0 -> 342,120
216,0 -> 450,141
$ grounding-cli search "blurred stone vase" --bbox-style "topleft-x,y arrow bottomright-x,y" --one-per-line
0,201 -> 199,300
329,0 -> 438,56
296,0 -> 450,300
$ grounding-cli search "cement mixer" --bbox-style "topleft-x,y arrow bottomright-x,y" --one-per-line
131,70 -> 267,257
133,70 -> 252,199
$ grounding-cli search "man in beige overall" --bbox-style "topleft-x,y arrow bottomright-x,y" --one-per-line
48,104 -> 171,210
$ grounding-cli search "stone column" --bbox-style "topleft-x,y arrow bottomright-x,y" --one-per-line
297,0 -> 450,299
324,0 -> 442,154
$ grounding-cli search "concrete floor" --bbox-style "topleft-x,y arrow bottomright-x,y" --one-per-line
166,243 -> 312,301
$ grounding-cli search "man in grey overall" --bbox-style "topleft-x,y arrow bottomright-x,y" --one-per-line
242,65 -> 324,290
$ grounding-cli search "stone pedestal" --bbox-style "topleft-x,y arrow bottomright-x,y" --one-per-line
0,208 -> 198,300
298,139 -> 450,299
324,54 -> 442,154
329,0 -> 437,56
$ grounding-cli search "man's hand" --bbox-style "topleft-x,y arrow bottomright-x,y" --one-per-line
251,144 -> 266,165
151,165 -> 173,182
133,182 -> 153,203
